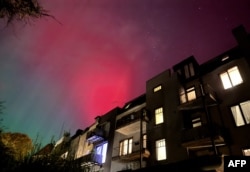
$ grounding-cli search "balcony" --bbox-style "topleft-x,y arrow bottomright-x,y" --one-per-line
178,84 -> 219,110
116,112 -> 148,135
181,124 -> 226,148
86,127 -> 105,144
76,153 -> 103,166
112,148 -> 150,162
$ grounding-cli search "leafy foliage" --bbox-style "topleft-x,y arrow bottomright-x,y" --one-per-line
0,0 -> 51,24
0,132 -> 33,161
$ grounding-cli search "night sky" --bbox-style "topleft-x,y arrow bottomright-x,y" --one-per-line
1,0 -> 250,146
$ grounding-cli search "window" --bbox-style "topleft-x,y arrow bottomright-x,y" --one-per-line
143,134 -> 147,148
243,148 -> 250,156
155,107 -> 164,125
231,100 -> 250,126
156,139 -> 167,161
187,87 -> 196,101
179,88 -> 187,104
96,142 -> 108,163
119,138 -> 133,156
154,85 -> 162,92
179,87 -> 196,104
184,63 -> 195,79
192,118 -> 202,128
220,66 -> 243,89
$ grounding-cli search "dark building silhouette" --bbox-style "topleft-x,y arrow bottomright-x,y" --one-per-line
49,25 -> 250,172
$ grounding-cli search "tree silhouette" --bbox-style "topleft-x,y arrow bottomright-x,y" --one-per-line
0,132 -> 33,161
0,0 -> 52,25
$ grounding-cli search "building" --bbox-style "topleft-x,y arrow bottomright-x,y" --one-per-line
65,107 -> 120,172
46,25 -> 250,171
110,94 -> 150,172
138,25 -> 250,171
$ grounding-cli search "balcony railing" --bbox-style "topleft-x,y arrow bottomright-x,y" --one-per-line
181,124 -> 226,148
115,111 -> 148,135
178,84 -> 219,110
116,112 -> 141,129
86,127 -> 105,143
112,148 -> 150,161
76,153 -> 103,165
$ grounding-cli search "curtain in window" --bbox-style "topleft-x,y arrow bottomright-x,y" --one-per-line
240,101 -> 250,124
231,105 -> 245,126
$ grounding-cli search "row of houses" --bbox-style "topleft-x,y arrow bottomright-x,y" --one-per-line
38,25 -> 250,172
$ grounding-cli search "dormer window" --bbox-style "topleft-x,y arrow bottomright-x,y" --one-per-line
184,63 -> 195,79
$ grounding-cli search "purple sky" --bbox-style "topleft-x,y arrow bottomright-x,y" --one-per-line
1,0 -> 250,145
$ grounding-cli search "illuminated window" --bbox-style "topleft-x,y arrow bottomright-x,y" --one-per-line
96,142 -> 108,163
179,87 -> 196,104
119,138 -> 133,156
179,88 -> 187,104
243,148 -> 250,156
187,87 -> 196,101
155,107 -> 164,125
154,85 -> 162,92
143,134 -> 147,148
156,139 -> 167,161
220,66 -> 243,89
231,100 -> 250,126
192,118 -> 202,128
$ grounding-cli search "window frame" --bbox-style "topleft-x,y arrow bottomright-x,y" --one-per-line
220,66 -> 243,89
95,142 -> 108,164
192,117 -> 202,128
230,100 -> 250,127
156,139 -> 167,161
153,85 -> 162,93
242,148 -> 250,156
184,62 -> 195,79
155,107 -> 164,125
119,138 -> 133,156
179,86 -> 196,104
143,134 -> 147,149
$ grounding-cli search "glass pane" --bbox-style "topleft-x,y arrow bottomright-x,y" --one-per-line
189,63 -> 195,76
192,118 -> 202,128
154,85 -> 162,92
102,142 -> 108,163
156,139 -> 166,161
228,66 -> 243,86
187,87 -> 196,101
155,114 -> 164,124
143,135 -> 147,148
128,139 -> 133,154
123,140 -> 128,155
231,105 -> 245,126
243,149 -> 250,156
119,142 -> 122,156
193,122 -> 202,128
240,101 -> 250,124
184,65 -> 190,78
155,108 -> 164,124
179,88 -> 186,103
220,72 -> 232,89
180,94 -> 187,103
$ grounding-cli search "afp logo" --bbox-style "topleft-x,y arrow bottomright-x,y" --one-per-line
224,156 -> 250,172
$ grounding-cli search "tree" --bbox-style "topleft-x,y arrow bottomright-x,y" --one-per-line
0,132 -> 33,161
0,0 -> 51,25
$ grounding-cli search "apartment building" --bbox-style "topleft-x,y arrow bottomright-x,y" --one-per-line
48,25 -> 250,171
52,107 -> 119,172
110,94 -> 150,172
136,25 -> 250,171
